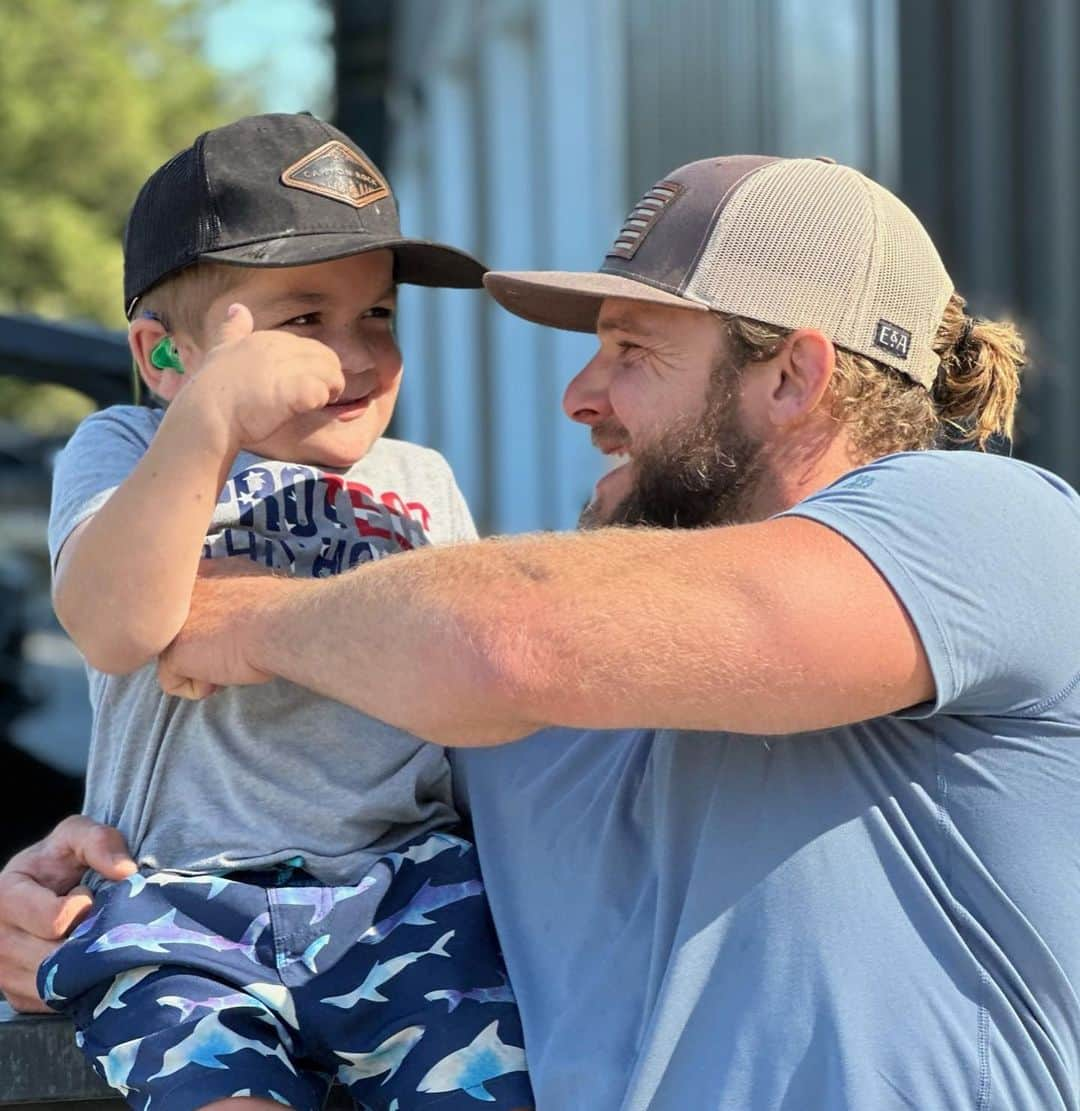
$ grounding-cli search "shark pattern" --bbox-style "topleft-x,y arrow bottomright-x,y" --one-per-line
147,1011 -> 297,1082
70,907 -> 104,941
417,1020 -> 528,1103
271,877 -> 377,925
360,879 -> 483,945
322,931 -> 455,1007
424,978 -> 515,1014
87,909 -> 269,963
157,984 -> 298,1037
42,965 -> 65,1003
95,1036 -> 145,1096
334,1025 -> 425,1086
382,833 -> 469,875
280,932 -> 330,975
125,872 -> 232,900
91,965 -> 162,1021
231,1090 -> 289,1106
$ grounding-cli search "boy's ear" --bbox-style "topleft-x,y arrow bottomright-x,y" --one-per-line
129,316 -> 182,402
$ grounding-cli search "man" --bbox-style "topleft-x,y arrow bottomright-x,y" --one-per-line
3,155 -> 1078,1109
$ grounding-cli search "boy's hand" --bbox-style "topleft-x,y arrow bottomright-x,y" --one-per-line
183,303 -> 347,453
0,818 -> 135,1011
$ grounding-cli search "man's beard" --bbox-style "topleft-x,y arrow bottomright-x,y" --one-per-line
580,369 -> 769,530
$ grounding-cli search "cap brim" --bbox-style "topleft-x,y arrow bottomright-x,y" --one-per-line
483,270 -> 710,332
203,233 -> 487,288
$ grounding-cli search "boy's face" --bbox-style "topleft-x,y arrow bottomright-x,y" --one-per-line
186,251 -> 402,468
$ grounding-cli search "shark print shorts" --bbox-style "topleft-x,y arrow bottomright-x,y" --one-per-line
38,830 -> 533,1111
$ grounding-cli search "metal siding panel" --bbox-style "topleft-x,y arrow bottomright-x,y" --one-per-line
899,0 -> 1080,483
479,16 -> 547,533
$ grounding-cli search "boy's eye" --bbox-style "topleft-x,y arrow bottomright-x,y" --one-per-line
364,306 -> 395,321
281,312 -> 319,328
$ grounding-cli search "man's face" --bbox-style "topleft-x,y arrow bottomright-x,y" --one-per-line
188,251 -> 403,468
564,298 -> 767,529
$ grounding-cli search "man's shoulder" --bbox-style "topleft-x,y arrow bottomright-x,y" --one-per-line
817,449 -> 1080,517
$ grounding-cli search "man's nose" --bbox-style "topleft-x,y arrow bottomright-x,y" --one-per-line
563,352 -> 613,426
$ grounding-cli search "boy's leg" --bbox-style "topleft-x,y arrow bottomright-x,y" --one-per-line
37,873 -> 329,1111
202,1100 -> 289,1111
294,831 -> 534,1110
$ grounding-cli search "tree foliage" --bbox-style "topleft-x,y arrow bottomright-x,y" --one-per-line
0,0 -> 255,328
0,0 -> 259,431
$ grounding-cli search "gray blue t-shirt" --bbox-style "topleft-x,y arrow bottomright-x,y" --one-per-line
455,450 -> 1080,1110
50,405 -> 478,886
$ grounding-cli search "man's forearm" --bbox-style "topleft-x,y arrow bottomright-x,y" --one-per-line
186,526 -> 744,743
171,515 -> 931,743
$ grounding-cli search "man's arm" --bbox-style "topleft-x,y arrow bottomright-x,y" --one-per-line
0,819 -> 135,1011
160,516 -> 933,743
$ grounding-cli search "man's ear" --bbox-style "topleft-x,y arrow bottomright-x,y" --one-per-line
765,329 -> 836,428
129,317 -> 182,402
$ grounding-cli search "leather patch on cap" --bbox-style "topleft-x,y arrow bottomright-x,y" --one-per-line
281,140 -> 390,209
607,180 -> 684,260
873,318 -> 912,360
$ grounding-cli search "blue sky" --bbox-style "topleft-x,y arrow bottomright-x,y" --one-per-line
202,0 -> 335,117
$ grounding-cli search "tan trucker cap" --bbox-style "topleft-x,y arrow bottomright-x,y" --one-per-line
484,155 -> 955,388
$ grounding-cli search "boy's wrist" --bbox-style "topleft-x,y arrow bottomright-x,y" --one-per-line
161,379 -> 241,462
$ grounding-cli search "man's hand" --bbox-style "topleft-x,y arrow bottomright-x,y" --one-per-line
0,817 -> 135,1012
175,303 -> 347,455
158,558 -> 297,699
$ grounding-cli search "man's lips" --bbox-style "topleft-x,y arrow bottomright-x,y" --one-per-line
593,457 -> 634,504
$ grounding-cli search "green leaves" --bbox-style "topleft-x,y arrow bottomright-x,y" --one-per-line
0,0 -> 255,329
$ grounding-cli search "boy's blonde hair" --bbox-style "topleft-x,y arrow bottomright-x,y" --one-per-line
135,262 -> 249,342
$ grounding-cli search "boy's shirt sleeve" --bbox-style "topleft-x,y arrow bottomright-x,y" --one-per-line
48,405 -> 160,570
779,451 -> 1080,719
445,475 -> 480,542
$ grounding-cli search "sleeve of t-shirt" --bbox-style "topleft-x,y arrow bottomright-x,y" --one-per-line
779,450 -> 1080,719
445,475 -> 480,542
48,405 -> 160,569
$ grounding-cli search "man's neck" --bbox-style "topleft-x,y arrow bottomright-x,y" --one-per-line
750,426 -> 866,520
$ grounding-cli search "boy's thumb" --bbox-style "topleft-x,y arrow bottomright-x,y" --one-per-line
212,303 -> 254,347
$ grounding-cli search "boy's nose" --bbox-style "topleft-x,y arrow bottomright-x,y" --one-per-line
334,333 -> 378,378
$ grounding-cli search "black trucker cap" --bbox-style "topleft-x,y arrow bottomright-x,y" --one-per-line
123,113 -> 487,316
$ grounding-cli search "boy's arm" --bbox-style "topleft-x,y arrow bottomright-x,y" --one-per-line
54,305 -> 346,674
52,403 -> 239,674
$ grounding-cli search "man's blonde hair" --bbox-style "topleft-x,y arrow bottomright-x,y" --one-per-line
721,292 -> 1025,461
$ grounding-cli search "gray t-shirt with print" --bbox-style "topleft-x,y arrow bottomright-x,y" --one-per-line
49,405 -> 478,887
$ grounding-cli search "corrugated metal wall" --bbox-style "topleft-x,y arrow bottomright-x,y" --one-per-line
899,0 -> 1080,484
625,0 -> 898,191
384,0 -> 1080,531
387,0 -> 627,535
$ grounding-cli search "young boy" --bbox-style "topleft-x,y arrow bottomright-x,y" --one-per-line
38,113 -> 532,1111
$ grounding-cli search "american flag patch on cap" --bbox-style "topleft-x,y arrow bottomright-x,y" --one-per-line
607,180 -> 684,260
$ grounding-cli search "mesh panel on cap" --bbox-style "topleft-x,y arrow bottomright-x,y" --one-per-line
857,183 -> 954,386
684,159 -> 952,387
123,138 -> 220,307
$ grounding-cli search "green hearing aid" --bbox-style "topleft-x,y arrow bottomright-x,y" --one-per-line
150,336 -> 184,373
